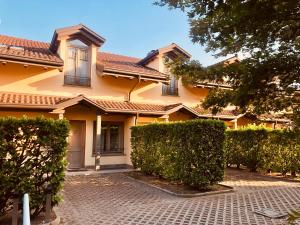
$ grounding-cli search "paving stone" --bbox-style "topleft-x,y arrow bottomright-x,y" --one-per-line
57,169 -> 300,225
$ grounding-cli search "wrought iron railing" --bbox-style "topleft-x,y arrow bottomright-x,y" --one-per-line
64,75 -> 91,86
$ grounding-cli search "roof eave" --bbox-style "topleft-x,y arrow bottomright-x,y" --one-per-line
0,104 -> 55,110
101,68 -> 168,82
0,54 -> 64,68
50,24 -> 106,52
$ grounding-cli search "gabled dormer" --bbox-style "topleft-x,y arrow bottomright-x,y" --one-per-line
50,24 -> 106,87
138,43 -> 191,96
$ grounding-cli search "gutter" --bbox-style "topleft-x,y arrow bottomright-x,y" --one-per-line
0,54 -> 64,68
103,68 -> 168,81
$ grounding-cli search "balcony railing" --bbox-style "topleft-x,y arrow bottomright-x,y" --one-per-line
64,75 -> 91,87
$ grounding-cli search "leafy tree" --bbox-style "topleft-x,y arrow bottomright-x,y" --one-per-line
156,0 -> 300,126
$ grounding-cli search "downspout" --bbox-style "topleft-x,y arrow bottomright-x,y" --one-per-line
127,75 -> 141,102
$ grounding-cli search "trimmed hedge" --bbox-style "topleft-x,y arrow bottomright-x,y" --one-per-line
225,126 -> 300,174
0,117 -> 69,217
131,119 -> 226,189
225,126 -> 268,171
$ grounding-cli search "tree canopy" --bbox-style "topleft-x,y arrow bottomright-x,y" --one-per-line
156,0 -> 300,126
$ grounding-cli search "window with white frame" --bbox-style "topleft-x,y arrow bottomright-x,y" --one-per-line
92,121 -> 124,155
64,40 -> 90,86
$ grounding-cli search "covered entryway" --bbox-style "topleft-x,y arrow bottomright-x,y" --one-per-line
67,120 -> 86,169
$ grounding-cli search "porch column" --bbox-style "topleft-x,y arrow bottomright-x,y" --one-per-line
58,113 -> 64,120
95,114 -> 102,171
160,115 -> 169,122
165,115 -> 169,123
234,118 -> 238,129
50,109 -> 65,120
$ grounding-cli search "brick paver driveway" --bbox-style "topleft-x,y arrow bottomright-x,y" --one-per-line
57,169 -> 300,225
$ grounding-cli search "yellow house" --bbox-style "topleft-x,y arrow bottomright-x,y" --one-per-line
0,24 -> 288,169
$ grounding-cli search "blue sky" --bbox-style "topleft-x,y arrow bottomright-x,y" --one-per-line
0,0 -> 225,66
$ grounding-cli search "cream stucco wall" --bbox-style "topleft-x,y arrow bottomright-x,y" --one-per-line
0,39 -> 208,107
0,63 -> 208,107
63,105 -> 136,167
0,36 -> 224,168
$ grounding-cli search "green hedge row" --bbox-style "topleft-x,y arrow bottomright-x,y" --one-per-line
225,126 -> 300,174
0,117 -> 69,217
131,119 -> 226,189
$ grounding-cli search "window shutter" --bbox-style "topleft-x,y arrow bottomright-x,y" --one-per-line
78,49 -> 89,78
162,84 -> 167,95
66,47 -> 76,76
162,76 -> 178,96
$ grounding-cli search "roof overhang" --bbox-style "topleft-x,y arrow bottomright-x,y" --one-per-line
195,82 -> 232,90
101,69 -> 169,83
165,104 -> 200,118
159,43 -> 192,59
0,56 -> 63,69
50,24 -> 106,52
138,43 -> 191,66
199,114 -> 238,120
53,94 -> 106,112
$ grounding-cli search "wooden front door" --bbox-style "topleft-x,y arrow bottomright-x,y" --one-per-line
67,120 -> 85,169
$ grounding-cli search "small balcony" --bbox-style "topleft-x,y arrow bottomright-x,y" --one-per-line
64,75 -> 91,87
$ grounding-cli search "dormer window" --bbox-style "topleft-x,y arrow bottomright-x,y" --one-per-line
162,76 -> 179,96
64,40 -> 90,86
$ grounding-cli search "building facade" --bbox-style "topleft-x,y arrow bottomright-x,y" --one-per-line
0,24 -> 287,169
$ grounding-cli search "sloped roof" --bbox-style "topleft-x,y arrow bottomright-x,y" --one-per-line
195,56 -> 240,89
0,92 -> 194,116
97,52 -> 167,81
0,92 -> 68,109
193,106 -> 240,119
257,113 -> 290,123
0,92 -> 245,119
50,24 -> 106,52
138,43 -> 191,66
0,35 -> 63,67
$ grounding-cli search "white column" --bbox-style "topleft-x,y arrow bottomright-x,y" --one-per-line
50,109 -> 65,120
234,118 -> 238,129
95,115 -> 101,171
58,113 -> 64,120
165,115 -> 169,122
125,116 -> 136,165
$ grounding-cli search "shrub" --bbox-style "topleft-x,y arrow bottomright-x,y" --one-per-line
225,125 -> 300,175
131,119 -> 226,189
0,117 -> 69,217
225,126 -> 268,172
264,130 -> 300,175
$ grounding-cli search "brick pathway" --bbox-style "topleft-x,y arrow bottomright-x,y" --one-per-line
57,168 -> 300,225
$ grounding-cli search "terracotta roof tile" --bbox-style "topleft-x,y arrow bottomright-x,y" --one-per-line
257,113 -> 290,123
164,103 -> 183,111
193,106 -> 239,118
0,92 -> 203,117
0,34 -> 166,79
0,92 -> 175,114
97,52 -> 167,80
0,92 -> 68,108
0,35 -> 63,66
94,99 -> 167,113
